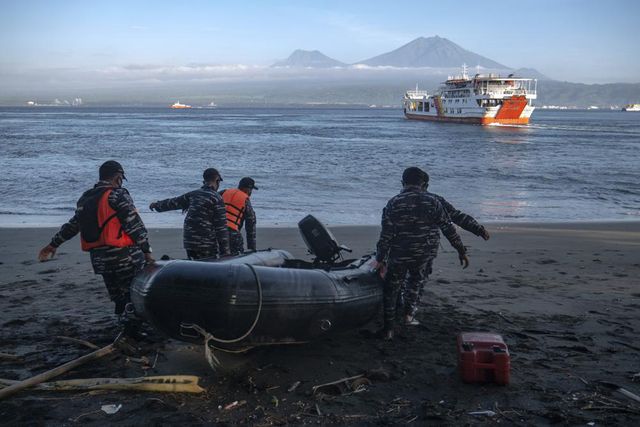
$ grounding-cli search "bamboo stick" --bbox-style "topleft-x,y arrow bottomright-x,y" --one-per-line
0,336 -> 120,400
0,375 -> 204,394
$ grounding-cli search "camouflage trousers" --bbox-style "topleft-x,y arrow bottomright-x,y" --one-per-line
229,229 -> 244,255
399,258 -> 434,318
186,249 -> 218,260
383,258 -> 430,331
90,247 -> 145,315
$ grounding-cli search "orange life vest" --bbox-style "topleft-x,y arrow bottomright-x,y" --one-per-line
80,189 -> 135,251
222,189 -> 249,231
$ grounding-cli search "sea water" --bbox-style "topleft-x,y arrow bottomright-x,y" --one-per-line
0,107 -> 638,226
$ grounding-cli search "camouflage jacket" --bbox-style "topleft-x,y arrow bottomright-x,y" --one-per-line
427,192 -> 487,237
154,185 -> 230,254
49,181 -> 150,274
220,189 -> 257,251
375,185 -> 466,263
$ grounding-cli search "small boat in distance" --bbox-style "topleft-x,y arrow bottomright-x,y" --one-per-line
403,65 -> 537,125
170,101 -> 192,109
622,104 -> 640,112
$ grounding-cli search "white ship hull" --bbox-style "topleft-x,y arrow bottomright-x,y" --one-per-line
404,68 -> 537,125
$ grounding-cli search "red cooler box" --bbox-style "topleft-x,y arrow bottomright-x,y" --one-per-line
457,332 -> 510,385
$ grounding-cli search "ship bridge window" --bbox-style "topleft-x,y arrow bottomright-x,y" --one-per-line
418,102 -> 424,111
477,99 -> 504,107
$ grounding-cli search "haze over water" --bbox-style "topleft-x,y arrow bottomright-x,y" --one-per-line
1,107 -> 638,227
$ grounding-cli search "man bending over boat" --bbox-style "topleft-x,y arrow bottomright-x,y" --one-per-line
373,167 -> 469,340
398,173 -> 490,324
149,168 -> 230,260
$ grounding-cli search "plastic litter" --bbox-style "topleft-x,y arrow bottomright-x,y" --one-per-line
101,404 -> 122,415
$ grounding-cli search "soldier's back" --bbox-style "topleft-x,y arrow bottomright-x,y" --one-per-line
182,187 -> 220,248
386,189 -> 443,260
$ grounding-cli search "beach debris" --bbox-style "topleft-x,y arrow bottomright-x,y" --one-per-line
223,400 -> 246,411
54,335 -> 99,350
468,410 -> 496,417
271,395 -> 279,407
287,381 -> 301,392
0,352 -> 21,361
587,422 -> 595,426
0,375 -> 205,394
101,404 -> 122,415
596,381 -> 640,404
312,374 -> 371,397
631,373 -> 640,383
0,333 -> 121,400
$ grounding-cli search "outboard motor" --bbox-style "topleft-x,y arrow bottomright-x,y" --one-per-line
298,215 -> 352,266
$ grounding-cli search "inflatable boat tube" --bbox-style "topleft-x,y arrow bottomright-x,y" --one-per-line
130,249 -> 382,350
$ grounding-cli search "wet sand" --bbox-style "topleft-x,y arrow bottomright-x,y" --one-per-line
1,223 -> 639,425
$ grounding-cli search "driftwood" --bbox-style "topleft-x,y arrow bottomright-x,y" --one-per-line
0,375 -> 204,394
0,353 -> 21,361
0,334 -> 121,400
54,335 -> 99,350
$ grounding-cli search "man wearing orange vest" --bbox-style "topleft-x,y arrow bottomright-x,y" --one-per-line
38,160 -> 154,318
221,177 -> 258,255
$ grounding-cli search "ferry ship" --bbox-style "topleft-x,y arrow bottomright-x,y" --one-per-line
170,101 -> 192,109
403,66 -> 537,125
622,104 -> 640,112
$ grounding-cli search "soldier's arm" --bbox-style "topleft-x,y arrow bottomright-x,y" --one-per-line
110,189 -> 152,253
375,202 -> 394,262
244,199 -> 257,251
437,195 -> 488,238
212,193 -> 230,255
39,212 -> 81,260
433,199 -> 468,267
151,193 -> 190,212
50,213 -> 81,248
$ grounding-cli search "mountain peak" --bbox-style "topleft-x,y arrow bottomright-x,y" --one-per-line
271,49 -> 346,68
358,36 -> 508,69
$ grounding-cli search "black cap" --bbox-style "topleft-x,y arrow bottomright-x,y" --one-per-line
402,167 -> 429,186
238,177 -> 258,190
203,168 -> 222,182
99,160 -> 126,181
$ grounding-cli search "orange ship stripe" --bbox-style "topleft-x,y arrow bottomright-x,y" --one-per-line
495,96 -> 528,120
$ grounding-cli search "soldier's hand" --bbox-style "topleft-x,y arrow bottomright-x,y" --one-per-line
149,202 -> 158,212
372,260 -> 387,277
38,245 -> 57,262
144,252 -> 156,264
459,252 -> 470,269
480,227 -> 490,241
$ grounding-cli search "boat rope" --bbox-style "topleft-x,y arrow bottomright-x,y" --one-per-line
180,263 -> 263,363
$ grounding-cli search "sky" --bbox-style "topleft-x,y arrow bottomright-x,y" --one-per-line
1,0 -> 638,92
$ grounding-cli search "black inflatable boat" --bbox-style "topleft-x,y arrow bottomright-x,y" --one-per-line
130,216 -> 383,351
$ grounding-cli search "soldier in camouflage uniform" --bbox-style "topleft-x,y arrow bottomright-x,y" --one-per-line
220,177 -> 258,255
38,160 -> 154,318
149,168 -> 230,260
373,167 -> 469,340
399,178 -> 491,323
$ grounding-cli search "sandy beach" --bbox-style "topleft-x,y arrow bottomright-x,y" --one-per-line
1,222 -> 639,425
